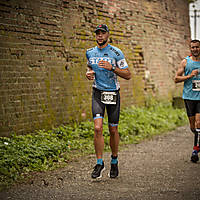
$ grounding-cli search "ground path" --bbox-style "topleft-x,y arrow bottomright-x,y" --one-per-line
1,125 -> 200,200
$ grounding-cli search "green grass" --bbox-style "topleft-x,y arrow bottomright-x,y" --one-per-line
0,102 -> 188,190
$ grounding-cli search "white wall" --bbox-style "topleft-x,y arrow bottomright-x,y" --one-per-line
190,0 -> 200,40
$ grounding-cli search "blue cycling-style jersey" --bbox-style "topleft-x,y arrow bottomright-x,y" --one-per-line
86,44 -> 128,91
183,56 -> 200,100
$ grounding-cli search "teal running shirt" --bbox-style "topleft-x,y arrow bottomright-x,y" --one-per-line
183,56 -> 200,100
86,44 -> 128,91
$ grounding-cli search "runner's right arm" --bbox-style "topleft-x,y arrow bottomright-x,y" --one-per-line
86,65 -> 95,80
86,50 -> 95,80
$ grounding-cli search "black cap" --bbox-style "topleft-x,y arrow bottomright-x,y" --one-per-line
94,24 -> 109,33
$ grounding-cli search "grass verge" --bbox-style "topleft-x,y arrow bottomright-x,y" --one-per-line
0,102 -> 188,190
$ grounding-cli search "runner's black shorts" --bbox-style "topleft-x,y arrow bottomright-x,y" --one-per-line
92,88 -> 120,126
184,99 -> 200,117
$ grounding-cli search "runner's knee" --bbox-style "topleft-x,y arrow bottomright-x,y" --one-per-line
109,126 -> 118,136
94,125 -> 102,134
196,120 -> 200,129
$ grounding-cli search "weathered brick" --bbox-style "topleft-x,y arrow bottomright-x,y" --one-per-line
0,0 -> 191,136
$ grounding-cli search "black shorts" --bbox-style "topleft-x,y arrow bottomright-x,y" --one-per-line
184,99 -> 200,117
92,88 -> 120,126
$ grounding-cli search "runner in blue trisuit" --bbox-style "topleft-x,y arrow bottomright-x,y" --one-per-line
175,40 -> 200,163
86,24 -> 131,178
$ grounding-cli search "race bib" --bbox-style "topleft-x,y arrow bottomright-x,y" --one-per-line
101,91 -> 117,104
192,80 -> 200,91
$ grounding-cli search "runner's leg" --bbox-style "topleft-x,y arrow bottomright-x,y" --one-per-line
184,100 -> 199,162
92,88 -> 105,161
188,116 -> 198,146
94,118 -> 104,159
195,113 -> 200,147
91,89 -> 105,178
106,91 -> 120,157
106,91 -> 120,178
109,125 -> 119,157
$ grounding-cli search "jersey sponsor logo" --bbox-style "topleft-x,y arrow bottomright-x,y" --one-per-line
89,57 -> 116,65
87,47 -> 94,52
109,47 -> 120,56
120,60 -> 124,67
117,58 -> 127,68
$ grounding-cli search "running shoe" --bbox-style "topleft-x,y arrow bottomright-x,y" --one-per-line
191,150 -> 199,163
91,162 -> 105,179
109,163 -> 119,178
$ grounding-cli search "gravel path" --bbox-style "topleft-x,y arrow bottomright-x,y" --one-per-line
1,125 -> 200,200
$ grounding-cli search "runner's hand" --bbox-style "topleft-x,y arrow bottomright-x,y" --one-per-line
190,69 -> 199,77
98,60 -> 112,71
86,70 -> 95,80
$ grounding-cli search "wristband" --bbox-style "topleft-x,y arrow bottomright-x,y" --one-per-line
111,66 -> 116,72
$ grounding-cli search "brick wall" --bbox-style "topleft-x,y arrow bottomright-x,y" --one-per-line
0,0 -> 190,136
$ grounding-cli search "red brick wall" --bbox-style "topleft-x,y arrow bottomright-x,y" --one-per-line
0,0 -> 190,136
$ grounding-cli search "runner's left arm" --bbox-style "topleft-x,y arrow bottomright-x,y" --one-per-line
112,66 -> 131,80
175,59 -> 198,83
98,60 -> 131,80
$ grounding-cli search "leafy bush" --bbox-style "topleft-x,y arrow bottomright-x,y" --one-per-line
118,103 -> 187,144
0,103 -> 187,189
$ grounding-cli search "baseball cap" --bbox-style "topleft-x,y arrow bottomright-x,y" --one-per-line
94,24 -> 109,33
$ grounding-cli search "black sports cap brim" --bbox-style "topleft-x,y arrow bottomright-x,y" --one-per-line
94,28 -> 109,33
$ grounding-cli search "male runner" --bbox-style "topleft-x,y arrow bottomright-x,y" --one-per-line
174,40 -> 200,163
86,24 -> 131,178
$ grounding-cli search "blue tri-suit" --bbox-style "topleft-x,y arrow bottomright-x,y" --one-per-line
86,44 -> 129,126
86,44 -> 128,91
182,56 -> 200,117
183,56 -> 200,100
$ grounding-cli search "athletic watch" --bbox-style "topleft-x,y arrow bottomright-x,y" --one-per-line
111,65 -> 116,72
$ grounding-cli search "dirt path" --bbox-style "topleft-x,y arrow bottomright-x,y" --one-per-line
1,125 -> 200,200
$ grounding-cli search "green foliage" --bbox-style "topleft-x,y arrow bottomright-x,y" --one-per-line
118,103 -> 187,144
0,103 -> 188,189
